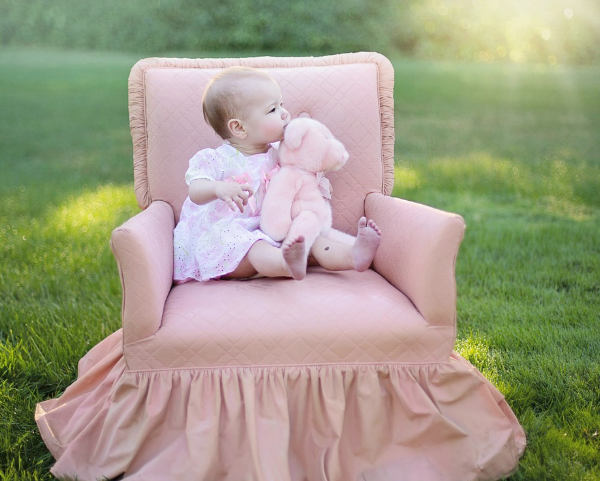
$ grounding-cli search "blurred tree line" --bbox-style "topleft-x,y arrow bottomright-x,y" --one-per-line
1,0 -> 598,64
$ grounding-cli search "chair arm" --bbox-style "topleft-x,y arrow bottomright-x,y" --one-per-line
365,193 -> 466,327
110,200 -> 175,346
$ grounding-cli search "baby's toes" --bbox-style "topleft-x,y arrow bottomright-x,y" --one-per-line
368,219 -> 381,234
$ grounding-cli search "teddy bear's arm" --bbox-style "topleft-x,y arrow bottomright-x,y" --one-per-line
260,167 -> 301,241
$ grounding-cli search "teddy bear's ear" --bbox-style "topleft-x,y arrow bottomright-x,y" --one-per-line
284,119 -> 310,150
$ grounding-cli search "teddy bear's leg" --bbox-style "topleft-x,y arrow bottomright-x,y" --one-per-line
286,210 -> 322,254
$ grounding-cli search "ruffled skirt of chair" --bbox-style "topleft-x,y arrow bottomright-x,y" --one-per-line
36,329 -> 525,481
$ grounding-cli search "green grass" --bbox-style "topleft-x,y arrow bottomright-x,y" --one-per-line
1,47 -> 599,480
394,59 -> 600,480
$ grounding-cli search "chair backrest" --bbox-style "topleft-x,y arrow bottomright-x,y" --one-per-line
128,52 -> 395,234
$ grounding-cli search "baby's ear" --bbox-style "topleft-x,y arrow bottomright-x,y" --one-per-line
227,118 -> 247,140
284,119 -> 310,150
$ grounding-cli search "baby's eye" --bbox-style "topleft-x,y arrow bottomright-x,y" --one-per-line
269,108 -> 276,113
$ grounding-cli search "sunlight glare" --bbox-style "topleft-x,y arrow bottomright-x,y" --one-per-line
47,184 -> 136,236
510,49 -> 526,63
394,166 -> 421,191
409,0 -> 600,64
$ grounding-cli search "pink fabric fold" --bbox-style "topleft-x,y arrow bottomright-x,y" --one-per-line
36,330 -> 525,481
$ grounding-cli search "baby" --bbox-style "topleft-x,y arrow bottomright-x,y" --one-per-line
173,66 -> 381,282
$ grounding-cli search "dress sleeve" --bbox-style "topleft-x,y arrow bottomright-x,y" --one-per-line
185,149 -> 223,185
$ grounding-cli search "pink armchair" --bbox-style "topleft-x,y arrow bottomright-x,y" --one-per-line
36,53 -> 525,481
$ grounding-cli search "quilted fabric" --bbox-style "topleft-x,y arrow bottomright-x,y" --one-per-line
110,201 -> 175,345
128,53 -> 395,234
366,193 -> 466,327
125,268 -> 455,370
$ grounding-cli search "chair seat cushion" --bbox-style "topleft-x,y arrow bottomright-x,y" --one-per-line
125,268 -> 454,370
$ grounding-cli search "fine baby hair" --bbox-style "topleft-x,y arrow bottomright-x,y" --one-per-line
202,66 -> 277,140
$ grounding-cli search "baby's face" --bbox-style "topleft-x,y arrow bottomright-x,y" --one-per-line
239,79 -> 290,145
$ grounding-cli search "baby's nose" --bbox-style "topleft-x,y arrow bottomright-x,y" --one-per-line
282,109 -> 289,119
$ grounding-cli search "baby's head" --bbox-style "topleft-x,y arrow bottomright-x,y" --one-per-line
203,67 -> 290,145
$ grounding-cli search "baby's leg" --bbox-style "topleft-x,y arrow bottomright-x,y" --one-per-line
324,228 -> 356,246
224,239 -> 307,280
310,236 -> 353,271
312,217 -> 381,272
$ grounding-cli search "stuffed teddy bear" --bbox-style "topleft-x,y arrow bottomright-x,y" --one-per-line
260,117 -> 350,253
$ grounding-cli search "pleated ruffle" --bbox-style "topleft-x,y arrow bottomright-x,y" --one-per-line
36,329 -> 525,481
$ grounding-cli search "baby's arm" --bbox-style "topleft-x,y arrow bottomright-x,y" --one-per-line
189,179 -> 254,213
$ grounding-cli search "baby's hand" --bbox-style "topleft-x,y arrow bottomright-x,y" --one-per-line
214,181 -> 254,213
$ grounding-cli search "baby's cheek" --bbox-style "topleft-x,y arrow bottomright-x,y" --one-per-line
261,119 -> 282,137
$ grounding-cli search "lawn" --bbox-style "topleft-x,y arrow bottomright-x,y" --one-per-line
1,48 -> 599,480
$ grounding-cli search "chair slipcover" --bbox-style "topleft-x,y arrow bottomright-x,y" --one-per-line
36,53 -> 525,481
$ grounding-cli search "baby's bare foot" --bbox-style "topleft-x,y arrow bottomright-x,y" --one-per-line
353,217 -> 381,272
283,235 -> 307,280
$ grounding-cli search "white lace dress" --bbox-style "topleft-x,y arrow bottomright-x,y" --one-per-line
173,142 -> 280,282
